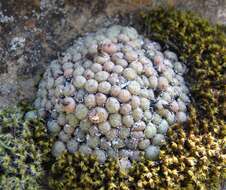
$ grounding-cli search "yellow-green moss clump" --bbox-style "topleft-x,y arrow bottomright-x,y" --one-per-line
48,8 -> 225,190
0,106 -> 52,190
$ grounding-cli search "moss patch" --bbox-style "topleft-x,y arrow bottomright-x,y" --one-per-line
0,106 -> 52,190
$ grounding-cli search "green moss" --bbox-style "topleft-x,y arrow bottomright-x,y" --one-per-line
48,8 -> 225,190
0,106 -> 53,190
49,153 -> 131,190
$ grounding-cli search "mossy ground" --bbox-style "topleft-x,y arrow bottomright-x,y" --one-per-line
0,7 -> 225,190
0,105 -> 53,190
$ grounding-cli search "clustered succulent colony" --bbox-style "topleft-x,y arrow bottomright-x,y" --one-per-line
35,25 -> 190,166
48,8 -> 225,190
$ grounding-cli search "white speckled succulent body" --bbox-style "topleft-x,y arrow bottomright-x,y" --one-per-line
35,25 -> 190,164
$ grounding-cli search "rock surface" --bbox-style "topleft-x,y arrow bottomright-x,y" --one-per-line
0,0 -> 225,108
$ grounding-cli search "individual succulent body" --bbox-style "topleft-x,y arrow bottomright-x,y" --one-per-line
35,25 -> 190,164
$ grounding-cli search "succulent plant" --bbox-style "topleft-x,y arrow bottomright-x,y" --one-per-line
35,25 -> 190,164
48,8 -> 225,190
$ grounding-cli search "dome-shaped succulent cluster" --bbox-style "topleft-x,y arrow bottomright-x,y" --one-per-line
35,25 -> 190,164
